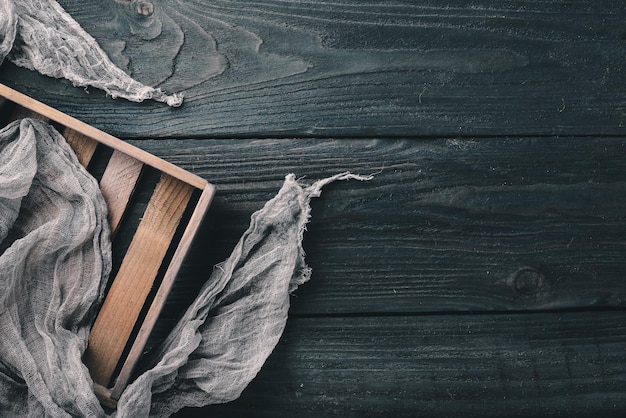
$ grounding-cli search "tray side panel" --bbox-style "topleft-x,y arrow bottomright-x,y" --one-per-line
0,83 -> 207,189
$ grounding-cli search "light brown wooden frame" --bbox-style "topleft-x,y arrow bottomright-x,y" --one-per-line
0,83 -> 215,408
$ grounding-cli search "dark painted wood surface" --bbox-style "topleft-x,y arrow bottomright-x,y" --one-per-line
142,137 -> 626,317
1,0 -> 625,416
1,0 -> 625,137
179,312 -> 626,418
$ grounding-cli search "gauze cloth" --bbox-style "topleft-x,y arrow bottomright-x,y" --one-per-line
0,118 -> 111,416
0,118 -> 371,417
0,0 -> 182,106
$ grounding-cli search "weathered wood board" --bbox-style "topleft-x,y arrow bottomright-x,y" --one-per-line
0,0 -> 624,138
137,137 -> 626,318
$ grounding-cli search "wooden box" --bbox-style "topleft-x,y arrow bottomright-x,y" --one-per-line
0,84 -> 215,408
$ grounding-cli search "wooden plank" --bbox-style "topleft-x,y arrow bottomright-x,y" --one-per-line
83,174 -> 194,387
63,128 -> 99,168
135,137 -> 626,317
174,311 -> 626,417
2,0 -> 624,138
99,150 -> 144,236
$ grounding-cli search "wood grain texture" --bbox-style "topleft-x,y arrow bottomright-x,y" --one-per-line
63,128 -> 99,167
174,311 -> 626,417
133,137 -> 626,319
1,0 -> 624,138
84,174 -> 194,386
1,2 -> 624,415
99,150 -> 144,236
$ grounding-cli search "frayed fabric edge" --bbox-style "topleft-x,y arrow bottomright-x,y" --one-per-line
117,171 -> 374,417
4,0 -> 184,107
288,171 -> 375,293
102,86 -> 184,107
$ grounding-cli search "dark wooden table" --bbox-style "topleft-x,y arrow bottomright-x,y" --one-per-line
2,0 -> 625,416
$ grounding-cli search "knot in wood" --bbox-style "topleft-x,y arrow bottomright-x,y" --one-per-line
511,267 -> 545,296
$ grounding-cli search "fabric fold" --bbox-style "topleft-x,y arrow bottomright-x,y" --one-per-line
116,172 -> 372,417
0,118 -> 111,416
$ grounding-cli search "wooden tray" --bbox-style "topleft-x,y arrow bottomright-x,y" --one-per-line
0,84 -> 215,408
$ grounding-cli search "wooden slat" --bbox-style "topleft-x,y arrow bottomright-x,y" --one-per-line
63,128 -> 98,168
99,150 -> 144,236
83,174 -> 194,386
110,184 -> 215,399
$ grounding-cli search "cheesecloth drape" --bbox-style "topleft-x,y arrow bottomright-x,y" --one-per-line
0,118 -> 371,417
